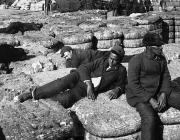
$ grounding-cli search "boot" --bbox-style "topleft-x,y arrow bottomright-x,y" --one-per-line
13,87 -> 36,103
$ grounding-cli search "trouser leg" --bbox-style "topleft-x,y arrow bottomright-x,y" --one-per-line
50,82 -> 87,108
136,103 -> 163,140
34,72 -> 80,100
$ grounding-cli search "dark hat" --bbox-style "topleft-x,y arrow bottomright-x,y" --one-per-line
60,46 -> 73,57
142,32 -> 164,47
111,41 -> 125,58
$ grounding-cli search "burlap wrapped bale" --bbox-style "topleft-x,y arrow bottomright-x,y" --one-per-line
49,25 -> 81,36
93,27 -> 122,40
131,12 -> 161,25
122,27 -> 148,40
97,39 -> 121,49
71,94 -> 141,138
78,20 -> 106,31
123,39 -> 143,48
175,32 -> 180,38
0,34 -> 20,46
175,26 -> 180,32
84,131 -> 141,140
84,124 -> 180,140
67,42 -> 92,50
23,31 -> 61,49
124,47 -> 145,56
55,30 -> 93,45
175,38 -> 180,43
71,92 -> 180,138
106,16 -> 138,28
174,16 -> 180,26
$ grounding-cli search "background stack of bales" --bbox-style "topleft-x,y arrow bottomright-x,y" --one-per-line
30,1 -> 44,11
164,0 -> 180,10
172,12 -> 180,43
150,0 -> 159,11
150,0 -> 180,11
160,13 -> 175,43
11,0 -> 44,11
132,13 -> 163,37
151,11 -> 175,43
51,25 -> 94,49
104,16 -> 147,55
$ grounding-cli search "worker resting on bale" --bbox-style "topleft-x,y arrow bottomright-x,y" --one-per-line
14,44 -> 127,108
0,22 -> 43,35
126,32 -> 180,140
60,45 -> 110,68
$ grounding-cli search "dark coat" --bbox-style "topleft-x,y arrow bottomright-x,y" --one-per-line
66,49 -> 110,68
126,51 -> 171,107
78,57 -> 127,94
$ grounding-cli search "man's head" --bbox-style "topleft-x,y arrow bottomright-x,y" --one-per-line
143,32 -> 164,56
109,41 -> 125,67
60,46 -> 73,60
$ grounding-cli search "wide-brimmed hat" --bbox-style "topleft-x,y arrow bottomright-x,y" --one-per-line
60,46 -> 73,57
142,32 -> 165,47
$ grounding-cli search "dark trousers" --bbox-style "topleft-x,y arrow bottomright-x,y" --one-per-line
34,71 -> 87,108
136,89 -> 180,140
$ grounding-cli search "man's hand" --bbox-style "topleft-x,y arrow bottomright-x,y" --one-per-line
108,87 -> 120,100
149,98 -> 158,111
85,81 -> 95,100
157,92 -> 167,112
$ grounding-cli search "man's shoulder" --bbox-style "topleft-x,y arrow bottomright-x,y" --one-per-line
129,53 -> 144,63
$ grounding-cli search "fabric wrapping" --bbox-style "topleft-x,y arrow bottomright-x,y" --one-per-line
97,39 -> 120,49
71,93 -> 180,138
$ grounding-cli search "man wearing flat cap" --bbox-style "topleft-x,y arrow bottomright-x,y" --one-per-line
14,43 -> 127,108
126,32 -> 180,140
60,46 -> 110,68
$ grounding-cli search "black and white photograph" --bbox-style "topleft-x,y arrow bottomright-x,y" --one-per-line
0,0 -> 180,140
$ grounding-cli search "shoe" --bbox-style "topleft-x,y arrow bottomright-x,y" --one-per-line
13,87 -> 36,103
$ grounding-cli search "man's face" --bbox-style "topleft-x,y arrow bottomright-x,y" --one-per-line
63,51 -> 72,60
108,52 -> 120,67
150,45 -> 163,56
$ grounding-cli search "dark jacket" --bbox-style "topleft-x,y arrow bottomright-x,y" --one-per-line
78,57 -> 127,94
66,49 -> 110,68
126,51 -> 171,107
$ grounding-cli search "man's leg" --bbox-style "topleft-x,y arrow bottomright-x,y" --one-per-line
14,72 -> 80,102
136,103 -> 163,140
51,82 -> 87,108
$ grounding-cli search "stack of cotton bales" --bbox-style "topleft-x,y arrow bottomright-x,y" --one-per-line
131,13 -> 163,37
173,13 -> 180,43
52,25 -> 93,49
30,1 -> 44,11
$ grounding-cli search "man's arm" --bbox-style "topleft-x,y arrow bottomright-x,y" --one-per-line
78,58 -> 104,100
128,56 -> 152,103
159,60 -> 171,97
78,58 -> 102,81
108,66 -> 127,100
